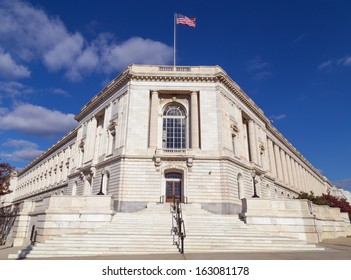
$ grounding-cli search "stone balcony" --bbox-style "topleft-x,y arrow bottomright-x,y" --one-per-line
153,148 -> 194,169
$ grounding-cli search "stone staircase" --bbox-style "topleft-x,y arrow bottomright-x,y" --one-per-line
181,204 -> 323,252
8,203 -> 323,259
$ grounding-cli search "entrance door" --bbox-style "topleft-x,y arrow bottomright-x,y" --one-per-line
166,181 -> 181,202
165,172 -> 182,203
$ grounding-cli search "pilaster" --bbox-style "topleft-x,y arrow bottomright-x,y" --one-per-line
191,91 -> 199,149
274,144 -> 283,182
149,91 -> 159,149
267,138 -> 277,177
248,120 -> 258,164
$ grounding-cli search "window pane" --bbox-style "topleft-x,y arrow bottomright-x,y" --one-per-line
162,104 -> 186,149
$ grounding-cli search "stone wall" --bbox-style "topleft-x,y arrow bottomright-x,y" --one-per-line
11,196 -> 114,246
0,204 -> 20,246
241,198 -> 351,243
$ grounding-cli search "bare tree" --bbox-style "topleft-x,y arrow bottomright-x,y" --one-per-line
0,162 -> 14,196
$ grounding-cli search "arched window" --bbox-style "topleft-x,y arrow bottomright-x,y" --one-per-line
162,104 -> 186,150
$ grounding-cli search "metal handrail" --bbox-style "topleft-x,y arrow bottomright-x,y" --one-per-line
171,197 -> 186,254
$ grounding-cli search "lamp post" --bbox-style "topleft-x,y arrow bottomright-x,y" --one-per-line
97,169 -> 105,195
251,169 -> 259,198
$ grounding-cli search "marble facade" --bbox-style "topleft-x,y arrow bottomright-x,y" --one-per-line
1,65 -> 350,246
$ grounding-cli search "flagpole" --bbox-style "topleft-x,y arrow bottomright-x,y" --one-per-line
174,13 -> 176,67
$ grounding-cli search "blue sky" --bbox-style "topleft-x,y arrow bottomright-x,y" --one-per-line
0,0 -> 350,191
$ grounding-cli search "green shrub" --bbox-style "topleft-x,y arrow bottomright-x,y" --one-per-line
295,191 -> 351,221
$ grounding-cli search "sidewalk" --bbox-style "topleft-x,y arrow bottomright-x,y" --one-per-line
1,237 -> 351,260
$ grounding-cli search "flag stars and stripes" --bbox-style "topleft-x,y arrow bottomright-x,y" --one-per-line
176,14 -> 196,28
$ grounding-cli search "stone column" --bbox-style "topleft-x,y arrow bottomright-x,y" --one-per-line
280,149 -> 288,184
294,161 -> 302,191
310,175 -> 314,194
87,117 -> 97,161
191,91 -> 199,149
267,138 -> 277,177
290,157 -> 297,188
248,120 -> 258,164
299,165 -> 306,192
285,154 -> 293,186
273,144 -> 283,181
303,169 -> 309,192
149,91 -> 159,149
93,122 -> 102,162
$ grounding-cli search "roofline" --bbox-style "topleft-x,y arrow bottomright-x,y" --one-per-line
17,128 -> 78,176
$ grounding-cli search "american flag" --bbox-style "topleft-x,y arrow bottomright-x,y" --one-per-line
176,14 -> 196,28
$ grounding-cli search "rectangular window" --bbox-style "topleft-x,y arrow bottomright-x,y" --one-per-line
232,134 -> 236,156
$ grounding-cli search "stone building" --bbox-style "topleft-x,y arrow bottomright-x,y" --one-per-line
1,65 -> 350,255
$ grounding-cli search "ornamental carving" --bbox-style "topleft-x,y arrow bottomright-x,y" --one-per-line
259,144 -> 265,154
78,140 -> 85,151
107,121 -> 117,136
230,123 -> 239,133
186,158 -> 193,168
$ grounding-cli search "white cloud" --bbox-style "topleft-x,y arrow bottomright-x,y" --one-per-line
43,33 -> 85,71
319,56 -> 351,72
339,55 -> 351,66
12,149 -> 42,161
1,139 -> 43,162
318,60 -> 333,71
0,0 -> 173,81
247,56 -> 271,80
334,178 -> 351,192
100,37 -> 173,73
3,139 -> 38,149
0,0 -> 70,60
247,56 -> 270,71
0,103 -> 76,136
253,71 -> 271,81
269,114 -> 287,121
48,88 -> 70,98
0,81 -> 33,97
294,33 -> 307,43
0,48 -> 31,78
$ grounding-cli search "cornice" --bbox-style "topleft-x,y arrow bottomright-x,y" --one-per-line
13,181 -> 68,203
129,73 -> 217,83
75,68 -> 132,121
18,128 -> 78,176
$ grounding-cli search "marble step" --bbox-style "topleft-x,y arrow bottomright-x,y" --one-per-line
9,203 -> 324,259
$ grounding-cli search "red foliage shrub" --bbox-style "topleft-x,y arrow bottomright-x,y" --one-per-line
296,192 -> 351,221
321,194 -> 351,221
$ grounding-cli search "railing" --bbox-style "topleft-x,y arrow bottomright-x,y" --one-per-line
159,66 -> 192,72
155,148 -> 187,155
170,198 -> 186,254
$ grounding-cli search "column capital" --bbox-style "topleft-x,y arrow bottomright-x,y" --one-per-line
151,90 -> 159,95
191,91 -> 198,96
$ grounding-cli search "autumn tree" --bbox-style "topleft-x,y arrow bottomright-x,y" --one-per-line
0,162 -> 14,196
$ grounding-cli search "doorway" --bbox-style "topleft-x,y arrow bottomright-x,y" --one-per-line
165,172 -> 182,203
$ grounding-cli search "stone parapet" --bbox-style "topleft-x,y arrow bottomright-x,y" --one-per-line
12,201 -> 34,246
12,196 -> 114,245
241,198 -> 351,243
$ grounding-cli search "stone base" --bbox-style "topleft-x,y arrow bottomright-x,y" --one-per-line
201,202 -> 242,214
241,198 -> 351,243
12,196 -> 115,245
